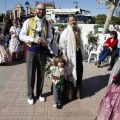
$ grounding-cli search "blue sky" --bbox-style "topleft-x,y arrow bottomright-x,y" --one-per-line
0,0 -> 110,16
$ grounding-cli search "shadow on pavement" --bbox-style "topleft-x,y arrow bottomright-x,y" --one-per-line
43,86 -> 77,109
5,59 -> 25,66
43,91 -> 53,98
43,74 -> 110,108
100,63 -> 109,68
82,74 -> 110,98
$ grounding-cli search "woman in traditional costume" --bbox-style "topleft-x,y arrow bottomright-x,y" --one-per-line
9,19 -> 21,60
59,14 -> 84,100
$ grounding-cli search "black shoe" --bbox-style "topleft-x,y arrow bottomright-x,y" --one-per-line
97,62 -> 100,68
107,66 -> 112,71
95,61 -> 98,65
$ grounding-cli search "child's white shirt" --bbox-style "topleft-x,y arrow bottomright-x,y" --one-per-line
50,66 -> 64,85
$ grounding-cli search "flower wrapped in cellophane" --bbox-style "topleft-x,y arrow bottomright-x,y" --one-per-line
31,28 -> 42,37
45,61 -> 54,78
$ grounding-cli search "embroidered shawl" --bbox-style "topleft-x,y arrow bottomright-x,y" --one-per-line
59,24 -> 84,87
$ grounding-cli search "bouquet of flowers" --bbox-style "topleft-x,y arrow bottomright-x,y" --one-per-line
54,29 -> 60,39
11,34 -> 19,40
31,28 -> 42,47
31,28 -> 42,37
15,34 -> 19,40
45,61 -> 54,78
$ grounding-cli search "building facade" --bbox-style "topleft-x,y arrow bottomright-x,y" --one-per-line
10,1 -> 55,20
10,3 -> 25,20
28,1 -> 55,16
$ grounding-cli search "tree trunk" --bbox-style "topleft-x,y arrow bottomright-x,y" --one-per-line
102,0 -> 119,34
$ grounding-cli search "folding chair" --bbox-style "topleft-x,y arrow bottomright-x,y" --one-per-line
87,44 -> 103,63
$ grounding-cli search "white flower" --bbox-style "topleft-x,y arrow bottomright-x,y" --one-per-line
36,28 -> 42,32
50,66 -> 54,70
31,28 -> 42,37
54,30 -> 60,37
55,30 -> 58,33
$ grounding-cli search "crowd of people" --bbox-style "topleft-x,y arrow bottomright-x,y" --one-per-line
0,18 -> 24,63
0,2 -> 120,118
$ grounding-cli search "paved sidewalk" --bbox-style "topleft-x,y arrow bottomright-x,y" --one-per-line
0,60 -> 110,120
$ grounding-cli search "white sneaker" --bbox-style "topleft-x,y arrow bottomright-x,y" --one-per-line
53,103 -> 57,107
39,96 -> 45,102
28,98 -> 34,105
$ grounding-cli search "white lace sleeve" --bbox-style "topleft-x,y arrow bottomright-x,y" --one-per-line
59,28 -> 68,52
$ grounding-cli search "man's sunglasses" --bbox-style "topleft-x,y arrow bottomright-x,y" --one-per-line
37,8 -> 45,11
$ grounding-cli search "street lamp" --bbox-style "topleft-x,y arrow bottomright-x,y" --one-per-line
25,1 -> 30,17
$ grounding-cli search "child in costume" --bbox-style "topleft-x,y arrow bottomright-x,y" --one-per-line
50,56 -> 66,108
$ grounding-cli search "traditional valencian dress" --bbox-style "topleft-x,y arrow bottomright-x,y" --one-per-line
9,26 -> 20,53
96,70 -> 120,120
59,24 -> 84,100
0,33 -> 11,63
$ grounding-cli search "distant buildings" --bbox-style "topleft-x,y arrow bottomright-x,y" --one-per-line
10,3 -> 26,20
8,0 -> 91,23
9,1 -> 55,20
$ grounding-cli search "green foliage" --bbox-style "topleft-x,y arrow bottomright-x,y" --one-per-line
111,16 -> 120,25
96,14 -> 106,18
95,14 -> 106,24
94,14 -> 120,25
87,31 -> 99,46
96,20 -> 105,24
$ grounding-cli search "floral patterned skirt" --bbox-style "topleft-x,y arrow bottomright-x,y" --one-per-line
9,38 -> 20,52
108,57 -> 120,85
95,83 -> 120,120
0,43 -> 12,63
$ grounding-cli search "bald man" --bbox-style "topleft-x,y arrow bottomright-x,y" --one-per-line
19,3 -> 53,105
